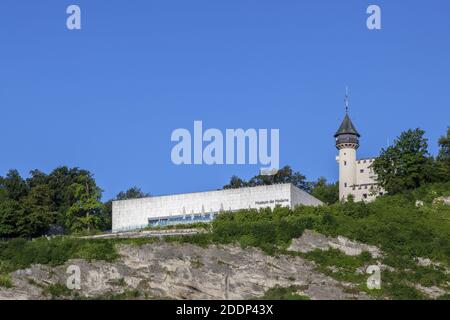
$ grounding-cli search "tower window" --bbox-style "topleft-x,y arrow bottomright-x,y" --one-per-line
344,183 -> 347,187
344,161 -> 347,166
360,169 -> 364,173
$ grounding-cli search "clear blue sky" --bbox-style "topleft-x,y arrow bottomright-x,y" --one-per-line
0,0 -> 449,199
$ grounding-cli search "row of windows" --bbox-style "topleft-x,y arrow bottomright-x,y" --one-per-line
148,212 -> 219,227
353,185 -> 371,190
343,183 -> 380,191
362,192 -> 384,199
342,163 -> 372,174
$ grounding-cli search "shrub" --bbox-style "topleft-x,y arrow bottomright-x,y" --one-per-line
0,273 -> 12,288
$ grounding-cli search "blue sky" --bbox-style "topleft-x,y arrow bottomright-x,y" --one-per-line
0,0 -> 449,199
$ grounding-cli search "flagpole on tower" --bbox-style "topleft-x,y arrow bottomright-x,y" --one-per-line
345,86 -> 349,113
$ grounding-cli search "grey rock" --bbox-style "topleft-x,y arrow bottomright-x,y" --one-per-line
288,230 -> 382,258
0,243 -> 370,300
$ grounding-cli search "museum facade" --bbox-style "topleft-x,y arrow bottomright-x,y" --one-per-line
112,183 -> 323,232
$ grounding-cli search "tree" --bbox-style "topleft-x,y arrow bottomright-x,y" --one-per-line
437,127 -> 450,162
18,184 -> 57,237
435,127 -> 450,181
65,179 -> 103,233
223,166 -> 309,191
223,176 -> 247,189
372,128 -> 434,194
0,199 -> 21,238
0,166 -> 108,237
310,177 -> 339,204
116,187 -> 150,200
0,170 -> 28,201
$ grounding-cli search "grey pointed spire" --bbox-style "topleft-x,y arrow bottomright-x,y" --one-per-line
334,113 -> 360,137
335,87 -> 360,137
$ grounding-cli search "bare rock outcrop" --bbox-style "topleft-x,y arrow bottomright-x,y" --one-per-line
0,243 -> 371,300
432,196 -> 450,206
288,230 -> 382,258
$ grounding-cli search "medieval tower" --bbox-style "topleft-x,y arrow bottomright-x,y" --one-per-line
335,91 -> 384,202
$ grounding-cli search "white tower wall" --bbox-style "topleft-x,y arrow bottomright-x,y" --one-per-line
337,147 -> 357,200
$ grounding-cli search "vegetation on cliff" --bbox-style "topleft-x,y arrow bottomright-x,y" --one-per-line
1,180 -> 448,299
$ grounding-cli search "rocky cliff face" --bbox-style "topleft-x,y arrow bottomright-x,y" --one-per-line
289,230 -> 382,258
0,242 -> 370,300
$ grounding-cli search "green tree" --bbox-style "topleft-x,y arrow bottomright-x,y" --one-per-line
0,166 -> 106,237
435,127 -> 450,181
223,166 -> 309,191
18,184 -> 57,237
223,176 -> 247,189
65,177 -> 103,233
437,127 -> 450,162
0,170 -> 28,201
0,199 -> 21,238
372,128 -> 434,194
311,177 -> 339,204
116,187 -> 150,200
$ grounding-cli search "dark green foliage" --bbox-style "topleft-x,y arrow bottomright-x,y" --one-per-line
223,165 -> 310,191
310,177 -> 339,204
0,167 -> 107,238
44,283 -> 73,299
115,187 -> 150,200
165,232 -> 212,247
211,206 -> 314,254
0,199 -> 22,238
223,168 -> 339,204
437,127 -> 450,162
372,128 -> 435,194
0,273 -> 12,288
302,249 -> 374,283
0,237 -> 117,273
223,175 -> 246,189
379,271 -> 426,300
0,170 -> 29,201
435,127 -> 450,181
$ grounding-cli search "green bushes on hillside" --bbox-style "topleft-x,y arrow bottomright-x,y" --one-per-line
211,206 -> 316,254
0,237 -> 117,275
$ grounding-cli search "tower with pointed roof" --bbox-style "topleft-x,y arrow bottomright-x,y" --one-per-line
335,90 -> 384,202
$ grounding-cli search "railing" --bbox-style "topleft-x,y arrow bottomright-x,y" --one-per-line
336,134 -> 359,146
79,228 -> 202,240
112,224 -> 149,233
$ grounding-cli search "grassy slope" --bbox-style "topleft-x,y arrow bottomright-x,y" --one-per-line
0,182 -> 449,299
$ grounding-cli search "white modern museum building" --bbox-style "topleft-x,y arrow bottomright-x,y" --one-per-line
112,183 -> 323,232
